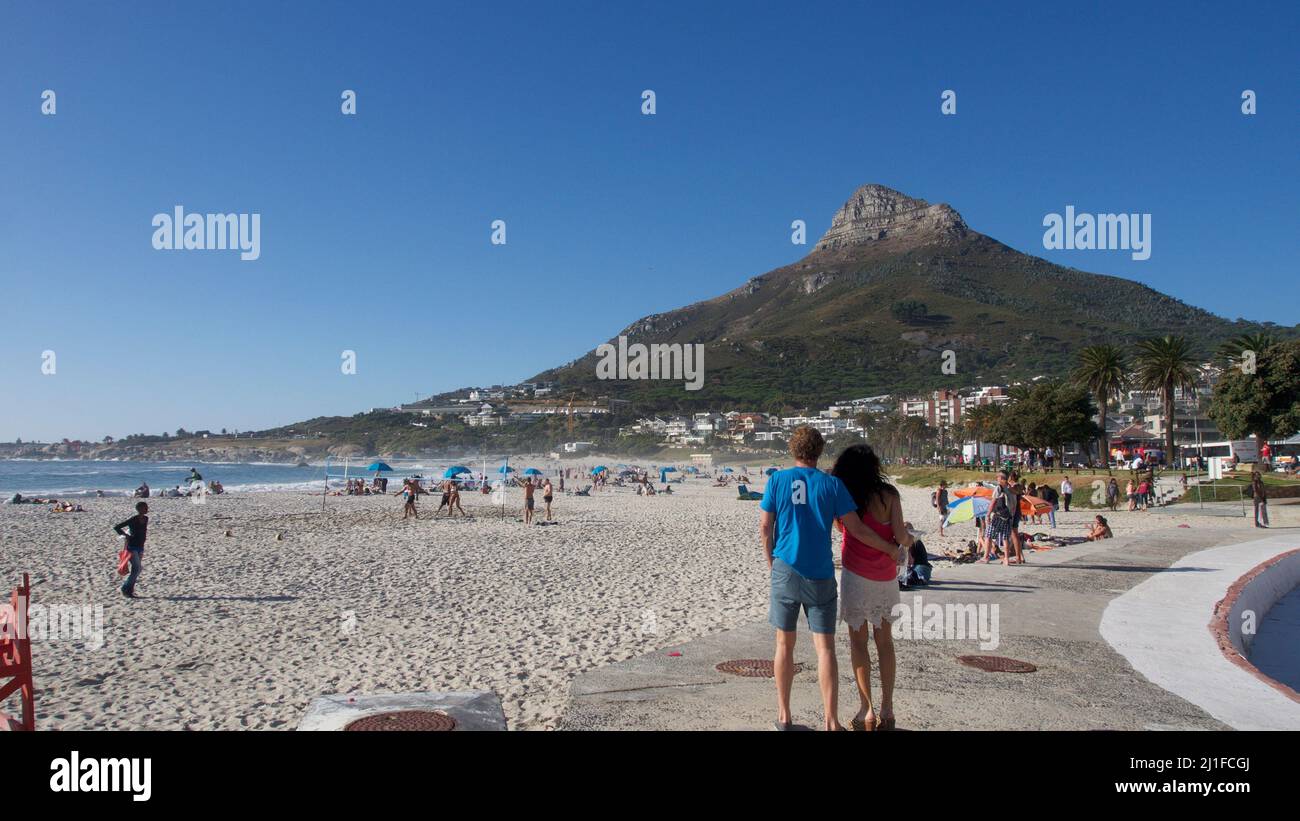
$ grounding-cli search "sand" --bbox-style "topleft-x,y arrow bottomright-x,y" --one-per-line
0,470 -> 1281,729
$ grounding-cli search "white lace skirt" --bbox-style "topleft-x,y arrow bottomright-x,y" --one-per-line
839,569 -> 900,629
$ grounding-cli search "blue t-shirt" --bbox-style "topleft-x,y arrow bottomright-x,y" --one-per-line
760,466 -> 857,580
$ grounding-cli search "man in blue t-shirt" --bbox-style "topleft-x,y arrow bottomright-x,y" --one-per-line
759,427 -> 900,731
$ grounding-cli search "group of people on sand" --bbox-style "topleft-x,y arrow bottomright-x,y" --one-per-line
520,476 -> 553,524
7,493 -> 88,512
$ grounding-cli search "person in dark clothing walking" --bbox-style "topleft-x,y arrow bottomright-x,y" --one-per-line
113,501 -> 150,598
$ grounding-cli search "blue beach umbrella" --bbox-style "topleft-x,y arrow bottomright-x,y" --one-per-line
367,461 -> 394,473
722,467 -> 734,474
591,465 -> 608,474
944,495 -> 990,527
498,465 -> 516,475
443,466 -> 472,479
523,468 -> 543,476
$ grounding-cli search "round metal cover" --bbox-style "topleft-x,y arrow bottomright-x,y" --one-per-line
344,710 -> 457,731
716,659 -> 804,678
957,655 -> 1037,673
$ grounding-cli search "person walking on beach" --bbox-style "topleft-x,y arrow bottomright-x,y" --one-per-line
1006,478 -> 1025,565
1252,472 -> 1269,528
759,427 -> 901,732
934,480 -> 949,536
522,477 -> 536,524
399,479 -> 419,519
1060,475 -> 1073,512
113,501 -> 150,599
831,444 -> 913,731
446,481 -> 466,517
436,478 -> 453,515
542,477 -> 554,522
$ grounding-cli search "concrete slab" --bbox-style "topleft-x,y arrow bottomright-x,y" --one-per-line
298,690 -> 507,731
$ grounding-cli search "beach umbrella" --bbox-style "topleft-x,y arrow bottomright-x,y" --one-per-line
498,465 -> 516,474
522,468 -> 543,476
367,461 -> 394,473
944,495 -> 990,527
591,465 -> 608,474
722,467 -> 734,474
443,466 -> 472,478
953,485 -> 993,499
1019,494 -> 1054,517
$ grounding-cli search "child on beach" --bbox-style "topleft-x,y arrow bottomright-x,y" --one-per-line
113,501 -> 150,598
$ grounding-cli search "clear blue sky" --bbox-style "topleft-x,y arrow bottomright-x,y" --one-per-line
2,0 -> 1296,442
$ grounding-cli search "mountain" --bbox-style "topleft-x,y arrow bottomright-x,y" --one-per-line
533,184 -> 1289,412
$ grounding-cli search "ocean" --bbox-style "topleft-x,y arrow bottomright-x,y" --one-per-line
0,459 -> 489,498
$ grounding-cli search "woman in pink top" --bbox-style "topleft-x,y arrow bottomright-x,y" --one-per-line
832,445 -> 914,731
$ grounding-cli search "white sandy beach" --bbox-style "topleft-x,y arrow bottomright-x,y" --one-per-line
0,470 -> 1282,730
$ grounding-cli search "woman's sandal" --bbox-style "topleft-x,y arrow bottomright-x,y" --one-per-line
877,715 -> 897,731
850,706 -> 877,732
849,717 -> 874,732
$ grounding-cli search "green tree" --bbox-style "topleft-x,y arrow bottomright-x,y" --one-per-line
1073,344 -> 1128,464
1134,335 -> 1200,465
1208,340 -> 1300,453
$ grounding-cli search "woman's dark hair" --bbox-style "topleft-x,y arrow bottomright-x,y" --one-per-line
830,444 -> 896,514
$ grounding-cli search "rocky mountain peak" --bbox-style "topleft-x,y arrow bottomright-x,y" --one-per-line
814,183 -> 969,253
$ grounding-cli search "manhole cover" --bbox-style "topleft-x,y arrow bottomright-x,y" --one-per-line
957,655 -> 1037,673
716,659 -> 804,678
344,710 -> 457,731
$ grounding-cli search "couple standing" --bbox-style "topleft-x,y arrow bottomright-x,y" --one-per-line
759,427 -> 912,731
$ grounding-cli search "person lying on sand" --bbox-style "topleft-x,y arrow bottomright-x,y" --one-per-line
941,540 -> 981,563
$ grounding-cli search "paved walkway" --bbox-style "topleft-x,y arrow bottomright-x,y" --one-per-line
1101,531 -> 1300,730
561,522 -> 1295,730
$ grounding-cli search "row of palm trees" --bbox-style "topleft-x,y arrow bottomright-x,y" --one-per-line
1072,333 -> 1277,465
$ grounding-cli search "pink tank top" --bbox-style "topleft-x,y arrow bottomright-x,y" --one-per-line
839,508 -> 898,582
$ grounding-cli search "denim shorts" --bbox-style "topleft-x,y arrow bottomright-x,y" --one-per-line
768,558 -> 838,635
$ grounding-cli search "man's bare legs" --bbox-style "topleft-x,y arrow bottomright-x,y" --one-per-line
811,631 -> 842,731
774,629 -> 842,730
773,629 -> 797,727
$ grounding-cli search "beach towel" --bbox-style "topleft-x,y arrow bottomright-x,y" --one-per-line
116,547 -> 131,576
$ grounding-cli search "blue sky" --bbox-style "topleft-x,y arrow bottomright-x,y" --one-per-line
1,0 -> 1296,442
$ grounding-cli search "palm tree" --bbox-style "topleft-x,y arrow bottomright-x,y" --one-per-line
1134,336 -> 1200,467
963,404 -> 991,463
1073,344 -> 1128,465
1217,332 -> 1278,372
